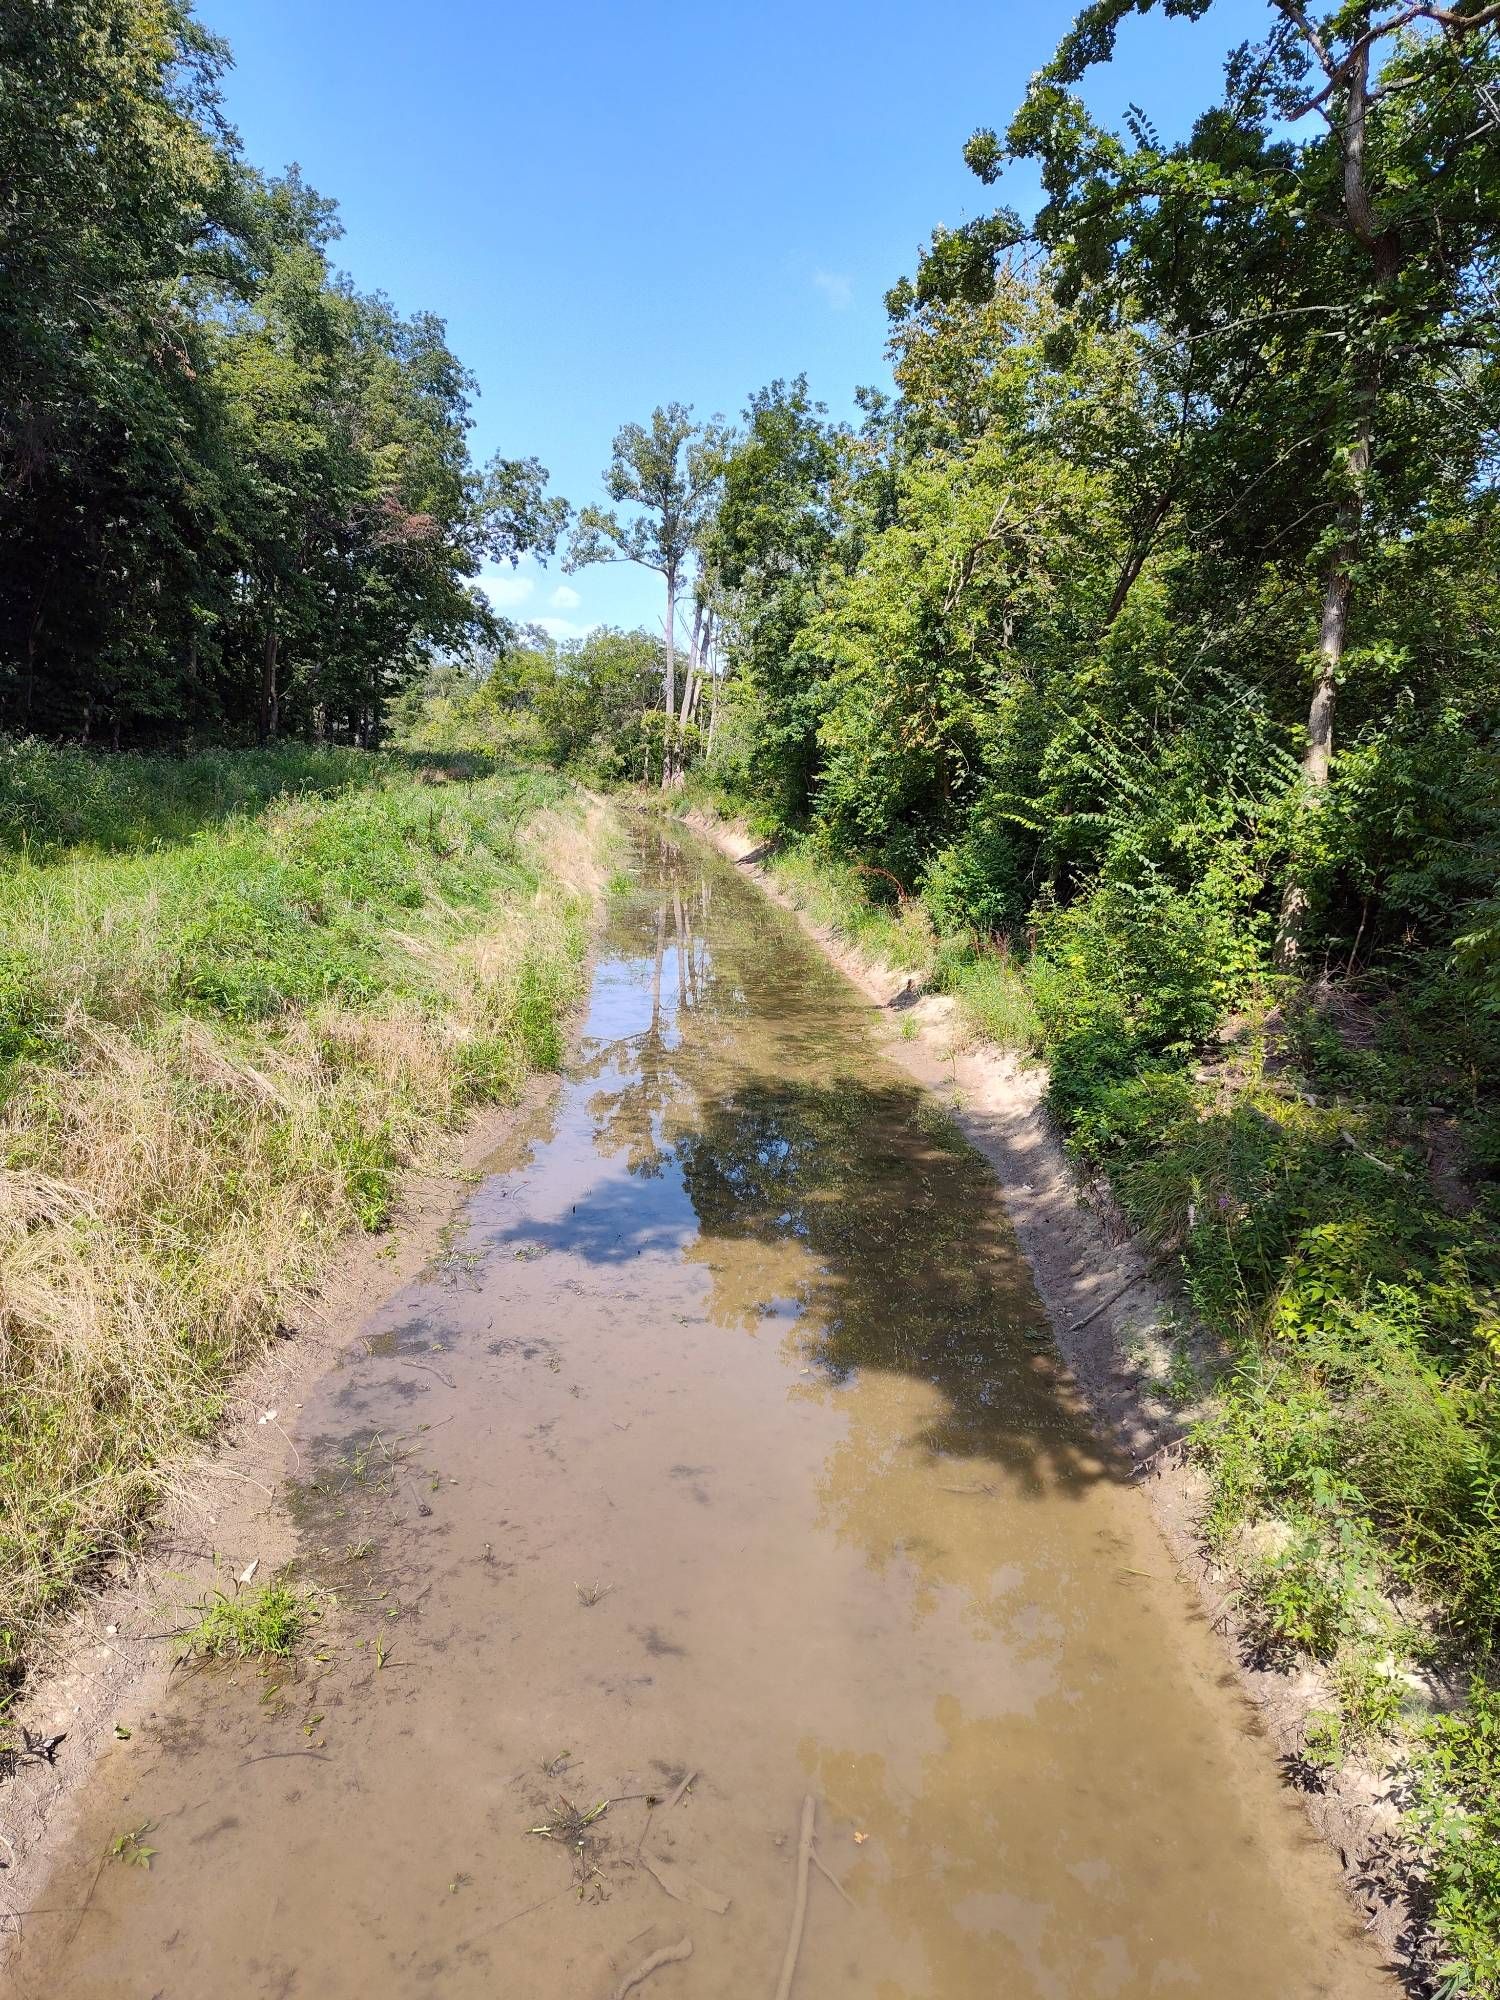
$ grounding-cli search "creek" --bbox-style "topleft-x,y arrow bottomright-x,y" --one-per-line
12,825 -> 1392,1999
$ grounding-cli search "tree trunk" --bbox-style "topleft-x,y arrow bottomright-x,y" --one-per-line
661,566 -> 677,789
679,602 -> 704,725
259,624 -> 280,744
706,643 -> 723,765
680,607 -> 711,726
22,583 -> 48,725
1305,504 -> 1358,794
1102,490 -> 1173,630
1277,42 -> 1388,967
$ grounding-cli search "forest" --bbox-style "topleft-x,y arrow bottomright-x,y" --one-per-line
1,1 -> 567,746
4,0 -> 1500,1991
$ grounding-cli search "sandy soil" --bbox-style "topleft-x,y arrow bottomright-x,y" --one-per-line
682,807 -> 1418,1980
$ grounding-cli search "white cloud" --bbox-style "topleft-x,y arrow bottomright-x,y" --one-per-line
812,269 -> 853,311
549,583 -> 582,610
476,565 -> 535,610
537,615 -> 593,642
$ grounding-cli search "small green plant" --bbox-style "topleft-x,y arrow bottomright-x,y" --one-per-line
1333,1650 -> 1407,1745
109,1823 -> 156,1869
1302,1709 -> 1343,1769
1163,1344 -> 1200,1407
1414,1679 -> 1500,2000
178,1581 -> 309,1663
1242,1524 -> 1354,1660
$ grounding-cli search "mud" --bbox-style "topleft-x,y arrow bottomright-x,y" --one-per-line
7,825 -> 1395,1998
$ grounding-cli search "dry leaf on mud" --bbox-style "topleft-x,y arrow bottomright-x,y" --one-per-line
640,1852 -> 730,1914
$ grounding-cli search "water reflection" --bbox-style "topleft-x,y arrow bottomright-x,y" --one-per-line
562,828 -> 1119,1503
10,823 -> 1392,2000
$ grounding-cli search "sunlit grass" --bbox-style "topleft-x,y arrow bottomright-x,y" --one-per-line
0,746 -> 616,1690
178,1579 -> 310,1663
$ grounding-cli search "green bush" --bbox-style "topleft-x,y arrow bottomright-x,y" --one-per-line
921,813 -> 1030,938
1416,1678 -> 1500,1999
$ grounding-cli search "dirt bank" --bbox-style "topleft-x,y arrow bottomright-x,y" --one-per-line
682,806 -> 1418,1980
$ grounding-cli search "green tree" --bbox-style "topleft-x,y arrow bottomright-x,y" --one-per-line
705,377 -> 849,822
963,0 -> 1500,952
0,0 -> 241,735
566,403 -> 721,783
0,4 -> 566,745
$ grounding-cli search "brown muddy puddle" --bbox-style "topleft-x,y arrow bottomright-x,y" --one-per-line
11,827 -> 1393,1999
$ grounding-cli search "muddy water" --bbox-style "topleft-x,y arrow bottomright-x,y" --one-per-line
13,828 -> 1392,2000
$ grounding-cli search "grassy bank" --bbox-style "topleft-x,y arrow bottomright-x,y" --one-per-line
681,785 -> 1500,1997
0,742 -> 613,1693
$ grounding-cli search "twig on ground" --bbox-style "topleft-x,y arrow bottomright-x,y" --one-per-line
1068,1280 -> 1137,1332
64,1853 -> 109,1947
661,1768 -> 697,1812
261,1415 -> 301,1474
1339,1130 -> 1409,1177
399,1359 -> 457,1388
463,1883 -> 567,1944
640,1852 -> 729,1914
773,1794 -> 816,2000
197,1465 -> 274,1497
1130,1436 -> 1187,1480
613,1936 -> 692,1998
811,1849 -> 853,1907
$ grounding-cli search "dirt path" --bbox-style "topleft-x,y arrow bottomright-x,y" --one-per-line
6,824 -> 1395,1999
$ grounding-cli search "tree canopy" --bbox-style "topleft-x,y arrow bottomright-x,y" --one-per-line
0,0 -> 566,744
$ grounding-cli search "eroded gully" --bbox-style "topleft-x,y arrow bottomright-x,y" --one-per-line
11,824 -> 1394,2000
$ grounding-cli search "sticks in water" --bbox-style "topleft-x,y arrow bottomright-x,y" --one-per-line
613,1935 -> 692,1998
772,1794 -> 816,2000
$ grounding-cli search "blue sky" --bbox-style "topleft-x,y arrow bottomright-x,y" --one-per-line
205,0 -> 1268,642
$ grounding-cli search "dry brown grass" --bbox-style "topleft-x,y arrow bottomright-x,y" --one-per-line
0,775 -> 618,1687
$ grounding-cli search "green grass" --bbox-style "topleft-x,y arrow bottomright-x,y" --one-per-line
0,737 -> 504,864
0,743 -> 614,1693
178,1580 -> 310,1662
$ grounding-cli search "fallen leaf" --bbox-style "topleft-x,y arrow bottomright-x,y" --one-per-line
641,1851 -> 730,1915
